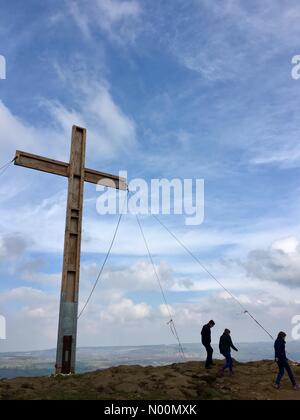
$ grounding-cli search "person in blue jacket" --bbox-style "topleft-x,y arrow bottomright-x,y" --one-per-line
274,331 -> 299,390
218,329 -> 238,376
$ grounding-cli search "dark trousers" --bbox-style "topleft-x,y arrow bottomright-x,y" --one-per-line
275,361 -> 296,386
203,343 -> 213,368
222,352 -> 233,372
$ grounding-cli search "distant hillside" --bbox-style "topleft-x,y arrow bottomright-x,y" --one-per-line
0,361 -> 299,400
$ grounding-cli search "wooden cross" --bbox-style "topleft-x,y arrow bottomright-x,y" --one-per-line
14,126 -> 127,374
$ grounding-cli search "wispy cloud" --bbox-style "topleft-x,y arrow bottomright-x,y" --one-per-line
149,0 -> 300,80
46,85 -> 137,163
67,0 -> 142,44
68,0 -> 92,39
0,78 -> 137,164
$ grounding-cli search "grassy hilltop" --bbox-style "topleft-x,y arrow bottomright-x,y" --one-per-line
0,360 -> 299,400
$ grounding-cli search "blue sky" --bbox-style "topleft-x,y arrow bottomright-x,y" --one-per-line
0,0 -> 300,351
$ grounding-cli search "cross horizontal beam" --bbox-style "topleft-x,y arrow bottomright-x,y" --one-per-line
14,150 -> 127,190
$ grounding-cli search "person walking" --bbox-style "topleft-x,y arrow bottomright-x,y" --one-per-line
201,320 -> 215,369
218,329 -> 238,376
274,332 -> 299,390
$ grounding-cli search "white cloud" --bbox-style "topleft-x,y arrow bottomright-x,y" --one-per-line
203,0 -> 300,45
0,287 -> 49,303
97,0 -> 141,22
81,260 -> 173,294
0,190 -> 67,254
148,0 -> 300,170
0,79 -> 137,168
0,234 -> 28,261
68,0 -> 91,39
2,180 -> 300,266
272,237 -> 300,254
249,142 -> 300,168
99,298 -> 151,323
78,287 -> 300,346
25,307 -> 48,319
45,82 -> 137,162
1,262 -> 299,351
245,238 -> 300,288
0,100 -> 66,161
21,271 -> 61,286
154,0 -> 300,80
159,304 -> 175,318
67,0 -> 142,44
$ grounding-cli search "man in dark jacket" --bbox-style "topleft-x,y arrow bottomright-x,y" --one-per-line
219,329 -> 238,376
274,332 -> 299,390
201,320 -> 215,369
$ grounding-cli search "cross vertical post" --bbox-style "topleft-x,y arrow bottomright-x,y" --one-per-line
55,126 -> 86,374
